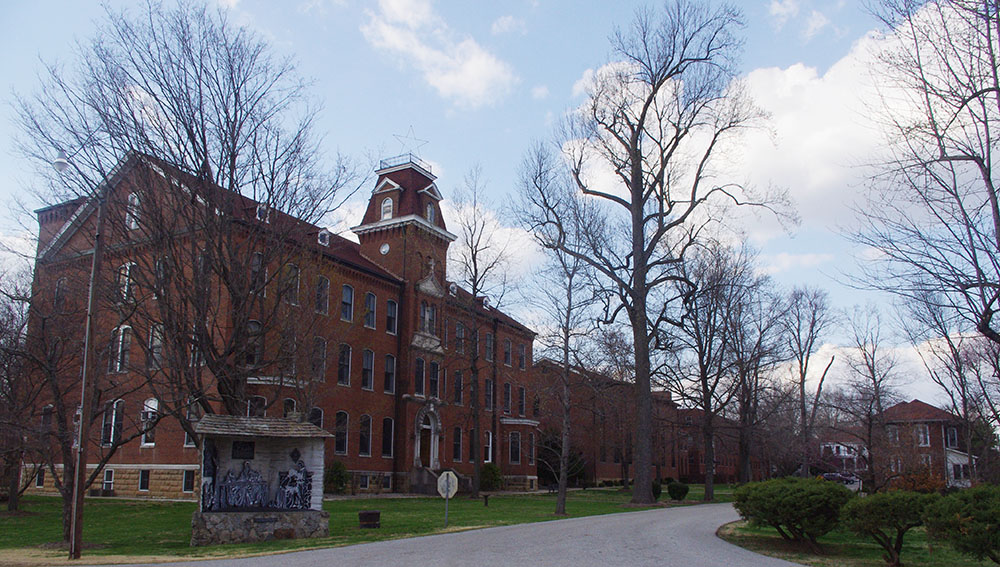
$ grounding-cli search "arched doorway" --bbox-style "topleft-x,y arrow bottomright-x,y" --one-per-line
413,404 -> 440,469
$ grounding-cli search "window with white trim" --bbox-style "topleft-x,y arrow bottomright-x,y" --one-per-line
453,427 -> 462,462
341,285 -> 354,321
503,383 -> 512,413
312,337 -> 327,381
518,386 -> 526,416
126,192 -> 141,230
116,262 -> 135,303
916,424 -> 930,447
108,326 -> 131,373
946,427 -> 959,448
485,333 -> 494,362
247,395 -> 266,417
382,417 -> 394,457
518,344 -> 526,370
283,398 -> 297,417
338,344 -> 351,385
429,362 -> 440,398
315,276 -> 330,314
102,469 -> 115,491
364,292 -> 376,328
279,264 -> 300,305
182,470 -> 195,492
147,324 -> 164,369
138,469 -> 150,491
359,414 -> 372,457
362,349 -> 374,390
101,399 -> 123,446
381,197 -> 393,220
246,320 -> 263,368
485,378 -> 494,410
384,354 -> 396,393
484,431 -> 493,463
308,407 -> 323,428
140,398 -> 157,446
415,358 -> 425,396
386,300 -> 398,335
503,338 -> 512,366
35,468 -> 44,488
335,411 -> 348,455
510,432 -> 521,464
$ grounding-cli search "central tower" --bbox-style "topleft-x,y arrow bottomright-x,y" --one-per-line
352,154 -> 455,286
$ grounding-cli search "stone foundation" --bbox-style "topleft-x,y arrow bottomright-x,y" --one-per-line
190,510 -> 329,546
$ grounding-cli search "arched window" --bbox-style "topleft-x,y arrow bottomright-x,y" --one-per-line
283,398 -> 297,417
101,399 -> 124,446
311,337 -> 327,381
116,262 -> 135,303
384,354 -> 396,393
359,414 -> 372,456
341,285 -> 354,321
246,320 -> 263,367
364,292 -> 376,328
425,203 -> 435,223
381,417 -> 394,457
381,197 -> 393,220
141,398 -> 158,446
279,264 -> 299,305
247,395 -> 266,417
386,300 -> 398,334
308,407 -> 324,428
338,344 -> 351,385
335,411 -> 348,455
362,349 -> 374,390
53,278 -> 68,313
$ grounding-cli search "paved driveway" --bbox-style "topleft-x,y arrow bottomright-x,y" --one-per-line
115,503 -> 798,567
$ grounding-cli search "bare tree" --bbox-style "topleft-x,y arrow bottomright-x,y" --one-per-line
855,0 -> 1000,347
827,306 -> 900,492
519,0 -> 775,504
14,1 -> 354,546
517,145 -> 596,514
661,242 -> 751,500
783,287 -> 835,477
448,166 -> 513,497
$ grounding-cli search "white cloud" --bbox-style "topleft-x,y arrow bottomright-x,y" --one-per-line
361,0 -> 519,109
216,0 -> 241,8
769,0 -> 800,30
759,252 -> 835,275
491,15 -> 526,36
531,85 -> 549,100
571,68 -> 594,97
803,10 -> 831,40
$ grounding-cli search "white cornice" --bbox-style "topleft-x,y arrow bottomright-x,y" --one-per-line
352,214 -> 457,242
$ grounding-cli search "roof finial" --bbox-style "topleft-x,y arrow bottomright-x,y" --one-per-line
394,125 -> 428,157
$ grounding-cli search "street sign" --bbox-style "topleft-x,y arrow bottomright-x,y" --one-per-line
437,470 -> 459,527
437,471 -> 459,499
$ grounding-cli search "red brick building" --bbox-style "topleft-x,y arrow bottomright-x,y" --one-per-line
25,153 -> 541,499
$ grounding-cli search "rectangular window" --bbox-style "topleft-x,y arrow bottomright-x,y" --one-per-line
485,379 -> 494,411
503,339 -> 512,366
429,362 -> 440,398
947,427 -> 959,448
103,469 -> 114,491
338,344 -> 351,385
887,426 -> 899,445
312,337 -> 327,381
518,344 -> 526,370
386,300 -> 398,334
335,412 -> 348,455
108,326 -> 131,373
382,475 -> 391,489
250,252 -> 265,295
528,432 -> 535,465
101,400 -> 123,446
415,358 -> 425,396
35,468 -> 44,488
139,469 -> 150,491
147,324 -> 164,369
485,333 -> 495,362
453,427 -> 462,462
384,355 -> 396,393
362,349 -> 374,390
182,470 -> 195,493
917,424 -> 930,447
364,293 -> 377,328
518,386 -> 526,416
341,285 -> 354,321
141,399 -> 157,445
456,323 -> 465,354
503,383 -> 512,413
484,431 -> 493,463
315,276 -> 330,314
359,474 -> 369,489
953,463 -> 969,480
510,432 -> 521,464
453,371 -> 463,404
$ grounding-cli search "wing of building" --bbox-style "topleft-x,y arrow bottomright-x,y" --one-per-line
26,153 -> 541,498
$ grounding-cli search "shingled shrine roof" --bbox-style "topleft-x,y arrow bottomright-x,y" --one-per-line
194,415 -> 333,438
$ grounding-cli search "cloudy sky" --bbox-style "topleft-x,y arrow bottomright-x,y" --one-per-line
0,0 -> 944,403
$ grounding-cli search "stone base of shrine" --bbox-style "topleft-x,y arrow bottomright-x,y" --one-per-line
190,510 -> 329,546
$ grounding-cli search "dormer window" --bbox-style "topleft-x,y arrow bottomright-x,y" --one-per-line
425,203 -> 435,223
381,197 -> 393,220
256,205 -> 270,223
318,230 -> 330,246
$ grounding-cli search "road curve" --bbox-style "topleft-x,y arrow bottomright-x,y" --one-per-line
111,503 -> 799,567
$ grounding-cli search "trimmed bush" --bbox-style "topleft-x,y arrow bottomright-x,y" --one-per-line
480,463 -> 503,491
925,484 -> 1000,564
324,461 -> 349,494
652,480 -> 662,501
841,490 -> 936,567
667,481 -> 689,501
734,477 -> 852,549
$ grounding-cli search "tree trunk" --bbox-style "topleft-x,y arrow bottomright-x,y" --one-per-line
556,367 -> 571,515
738,426 -> 752,483
6,457 -> 20,512
471,365 -> 481,498
703,417 -> 715,501
630,309 -> 653,503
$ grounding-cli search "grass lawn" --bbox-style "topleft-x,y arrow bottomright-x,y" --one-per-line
0,487 -> 721,564
718,520 -> 991,567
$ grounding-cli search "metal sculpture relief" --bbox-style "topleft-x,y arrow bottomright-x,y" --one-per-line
276,449 -> 313,510
217,461 -> 268,510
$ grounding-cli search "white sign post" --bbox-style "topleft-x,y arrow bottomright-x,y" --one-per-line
437,470 -> 459,527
